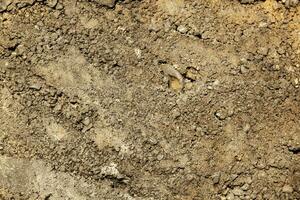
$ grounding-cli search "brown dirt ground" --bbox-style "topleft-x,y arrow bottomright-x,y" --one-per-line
1,0 -> 300,199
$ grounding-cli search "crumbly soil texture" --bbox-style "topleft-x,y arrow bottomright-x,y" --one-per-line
1,0 -> 300,199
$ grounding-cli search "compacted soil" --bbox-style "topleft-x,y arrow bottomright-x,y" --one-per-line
0,0 -> 300,199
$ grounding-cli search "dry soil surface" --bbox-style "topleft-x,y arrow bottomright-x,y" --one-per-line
0,0 -> 300,199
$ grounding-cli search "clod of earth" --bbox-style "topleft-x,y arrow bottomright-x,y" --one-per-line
161,64 -> 184,91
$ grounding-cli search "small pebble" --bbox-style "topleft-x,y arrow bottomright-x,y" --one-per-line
243,123 -> 251,133
213,79 -> 220,86
29,84 -> 42,90
47,0 -> 58,8
177,25 -> 188,34
134,48 -> 142,59
82,123 -> 93,133
257,47 -> 268,56
226,192 -> 235,200
56,3 -> 63,9
149,137 -> 158,145
273,65 -> 280,71
82,117 -> 90,126
282,184 -> 293,193
215,111 -> 226,120
241,183 -> 249,191
185,82 -> 193,90
240,65 -> 248,74
212,171 -> 221,184
232,188 -> 244,196
294,78 -> 299,88
157,154 -> 164,160
172,110 -> 181,119
258,22 -> 268,28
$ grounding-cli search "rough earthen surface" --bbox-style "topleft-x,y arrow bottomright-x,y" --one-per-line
0,0 -> 300,199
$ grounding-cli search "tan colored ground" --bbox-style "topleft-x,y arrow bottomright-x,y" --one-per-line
0,0 -> 300,199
